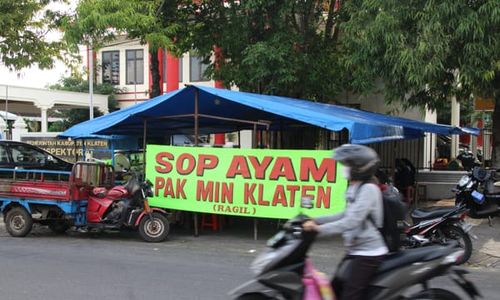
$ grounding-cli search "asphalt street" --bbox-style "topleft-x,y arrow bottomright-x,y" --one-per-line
0,223 -> 499,300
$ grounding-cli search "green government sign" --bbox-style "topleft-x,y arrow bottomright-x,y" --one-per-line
146,145 -> 347,219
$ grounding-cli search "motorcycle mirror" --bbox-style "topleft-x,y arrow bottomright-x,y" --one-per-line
301,196 -> 314,209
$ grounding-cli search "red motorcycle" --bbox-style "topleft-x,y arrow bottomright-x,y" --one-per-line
86,172 -> 170,242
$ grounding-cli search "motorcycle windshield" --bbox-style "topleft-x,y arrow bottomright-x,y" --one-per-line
251,237 -> 302,276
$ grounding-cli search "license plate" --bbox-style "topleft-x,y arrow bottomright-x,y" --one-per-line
460,221 -> 477,239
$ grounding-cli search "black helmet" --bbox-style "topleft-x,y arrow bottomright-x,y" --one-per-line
333,144 -> 380,181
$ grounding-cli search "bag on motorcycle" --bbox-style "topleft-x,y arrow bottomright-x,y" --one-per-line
379,184 -> 407,252
360,183 -> 407,252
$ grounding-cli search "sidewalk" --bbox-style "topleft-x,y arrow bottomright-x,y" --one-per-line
466,217 -> 500,268
424,199 -> 500,268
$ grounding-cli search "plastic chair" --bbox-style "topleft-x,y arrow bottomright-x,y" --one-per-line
201,214 -> 220,231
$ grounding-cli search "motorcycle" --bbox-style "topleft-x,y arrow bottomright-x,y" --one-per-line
402,204 -> 474,264
455,166 -> 500,220
229,199 -> 481,300
86,172 -> 170,242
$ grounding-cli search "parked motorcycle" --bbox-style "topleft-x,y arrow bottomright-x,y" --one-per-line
455,166 -> 500,219
229,199 -> 481,300
402,204 -> 473,264
86,172 -> 170,242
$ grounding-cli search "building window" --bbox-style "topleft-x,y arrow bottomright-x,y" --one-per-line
102,51 -> 119,85
190,54 -> 209,82
126,49 -> 144,85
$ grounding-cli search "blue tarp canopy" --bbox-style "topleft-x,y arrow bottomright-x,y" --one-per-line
60,85 -> 479,144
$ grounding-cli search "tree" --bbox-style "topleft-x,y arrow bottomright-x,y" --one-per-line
48,75 -> 120,131
174,1 -> 346,100
0,0 -> 64,70
62,0 -> 190,98
340,0 -> 500,165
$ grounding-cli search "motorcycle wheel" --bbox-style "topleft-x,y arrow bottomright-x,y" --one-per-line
440,226 -> 473,265
410,288 -> 460,300
138,212 -> 169,242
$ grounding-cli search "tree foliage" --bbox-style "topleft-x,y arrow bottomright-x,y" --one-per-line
173,0 -> 346,100
48,76 -> 120,131
340,0 -> 500,164
0,0 -> 65,70
341,0 -> 499,108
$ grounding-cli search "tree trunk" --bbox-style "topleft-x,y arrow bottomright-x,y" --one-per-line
492,94 -> 500,168
150,48 -> 161,98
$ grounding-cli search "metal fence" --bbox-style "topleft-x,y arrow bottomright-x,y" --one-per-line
368,138 -> 424,170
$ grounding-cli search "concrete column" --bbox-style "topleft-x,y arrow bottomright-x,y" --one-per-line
451,96 -> 460,158
239,130 -> 253,149
471,117 -> 478,158
41,108 -> 48,133
0,117 -> 6,140
12,117 -> 28,141
424,109 -> 437,168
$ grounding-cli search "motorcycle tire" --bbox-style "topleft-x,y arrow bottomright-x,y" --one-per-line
440,225 -> 473,265
138,212 -> 169,242
410,288 -> 461,300
235,293 -> 272,300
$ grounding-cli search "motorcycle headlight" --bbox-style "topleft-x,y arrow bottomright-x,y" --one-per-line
458,175 -> 471,188
466,180 -> 474,189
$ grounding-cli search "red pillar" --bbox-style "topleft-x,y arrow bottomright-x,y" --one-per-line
213,46 -> 225,145
158,48 -> 164,94
166,51 -> 179,92
478,119 -> 484,147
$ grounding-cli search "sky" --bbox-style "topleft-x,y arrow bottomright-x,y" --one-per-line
0,0 -> 79,89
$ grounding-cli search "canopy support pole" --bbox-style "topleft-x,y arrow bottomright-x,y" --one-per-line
252,123 -> 258,240
194,89 -> 199,145
83,140 -> 87,161
111,139 -> 115,168
279,119 -> 284,149
238,130 -> 241,148
74,140 -> 78,161
193,88 -> 199,237
252,123 -> 257,149
142,119 -> 147,177
430,134 -> 434,170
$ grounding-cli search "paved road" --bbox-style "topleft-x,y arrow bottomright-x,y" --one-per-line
0,224 -> 499,300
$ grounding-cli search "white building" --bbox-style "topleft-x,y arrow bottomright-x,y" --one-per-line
88,36 -> 216,108
0,84 -> 108,133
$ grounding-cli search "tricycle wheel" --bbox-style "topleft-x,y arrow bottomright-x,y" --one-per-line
5,207 -> 33,237
138,212 -> 169,242
48,220 -> 70,234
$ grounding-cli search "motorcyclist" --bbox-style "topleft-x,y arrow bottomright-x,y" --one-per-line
303,144 -> 387,300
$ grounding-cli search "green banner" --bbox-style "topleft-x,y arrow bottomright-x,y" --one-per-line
146,145 -> 347,219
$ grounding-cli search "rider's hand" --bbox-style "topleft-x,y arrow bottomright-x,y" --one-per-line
303,220 -> 320,232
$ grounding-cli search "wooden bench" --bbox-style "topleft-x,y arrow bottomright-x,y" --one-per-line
415,170 -> 467,204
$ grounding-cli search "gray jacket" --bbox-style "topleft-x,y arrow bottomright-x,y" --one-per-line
316,182 -> 387,254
